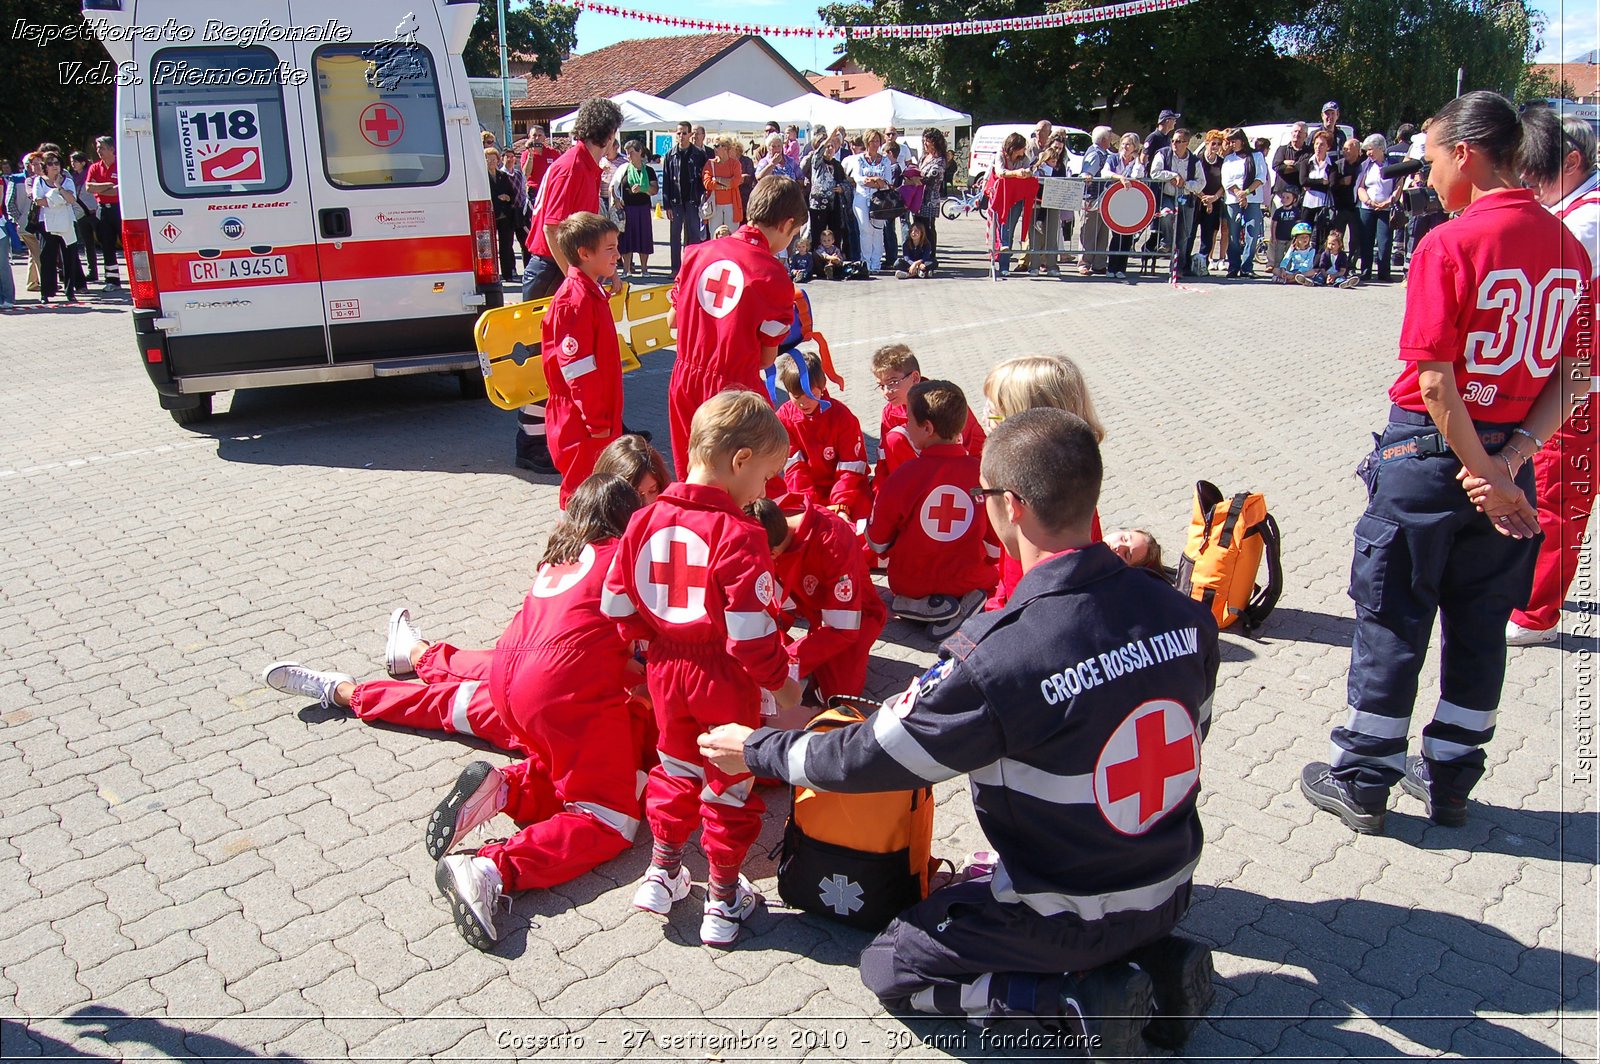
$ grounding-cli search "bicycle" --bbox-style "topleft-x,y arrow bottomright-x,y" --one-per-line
939,181 -> 989,221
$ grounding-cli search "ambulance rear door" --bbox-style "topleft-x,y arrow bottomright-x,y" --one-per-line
137,0 -> 333,378
288,4 -> 485,366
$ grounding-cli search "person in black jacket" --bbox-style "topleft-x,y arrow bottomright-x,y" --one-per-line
700,409 -> 1220,1056
1270,122 -> 1310,201
661,120 -> 709,272
485,147 -> 519,282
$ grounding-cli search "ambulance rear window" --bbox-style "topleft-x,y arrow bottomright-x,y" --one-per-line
313,43 -> 448,189
150,47 -> 292,198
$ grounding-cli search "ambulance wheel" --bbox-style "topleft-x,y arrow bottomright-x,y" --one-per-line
457,371 -> 487,400
168,393 -> 213,426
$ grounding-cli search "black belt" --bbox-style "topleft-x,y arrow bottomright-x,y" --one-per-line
1377,427 -> 1509,464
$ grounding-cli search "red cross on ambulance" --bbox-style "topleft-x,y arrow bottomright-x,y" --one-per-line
919,486 -> 974,542
636,526 -> 712,624
530,543 -> 595,599
696,259 -> 745,319
1092,700 -> 1200,835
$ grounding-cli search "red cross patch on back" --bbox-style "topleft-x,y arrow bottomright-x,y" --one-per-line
919,486 -> 974,542
697,259 -> 746,319
531,543 -> 596,599
1092,700 -> 1200,836
635,525 -> 712,624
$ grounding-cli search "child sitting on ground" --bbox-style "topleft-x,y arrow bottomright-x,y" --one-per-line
788,237 -> 814,284
747,496 -> 888,704
867,379 -> 1000,638
606,390 -> 803,947
593,433 -> 670,504
261,474 -> 654,951
980,355 -> 1106,609
813,227 -> 846,280
1276,222 -> 1316,284
776,349 -> 871,522
1310,229 -> 1360,288
894,218 -> 935,279
713,224 -> 732,239
873,344 -> 986,480
544,212 -> 625,506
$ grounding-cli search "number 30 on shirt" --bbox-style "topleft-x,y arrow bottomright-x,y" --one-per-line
1464,267 -> 1585,378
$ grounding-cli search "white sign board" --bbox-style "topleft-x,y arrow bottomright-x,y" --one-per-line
1040,177 -> 1085,211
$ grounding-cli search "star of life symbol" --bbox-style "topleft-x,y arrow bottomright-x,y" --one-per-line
531,543 -> 595,599
818,874 -> 864,916
697,259 -> 745,319
919,486 -> 974,542
1092,700 -> 1200,836
636,525 -> 711,624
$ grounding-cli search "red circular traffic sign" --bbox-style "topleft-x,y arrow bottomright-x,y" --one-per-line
1100,181 -> 1157,235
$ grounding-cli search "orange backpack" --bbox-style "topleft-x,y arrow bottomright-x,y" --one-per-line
777,697 -> 936,930
1175,481 -> 1283,632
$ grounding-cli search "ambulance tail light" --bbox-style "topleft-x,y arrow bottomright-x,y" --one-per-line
123,219 -> 160,311
469,200 -> 498,285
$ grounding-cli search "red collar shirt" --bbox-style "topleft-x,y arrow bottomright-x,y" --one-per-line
529,143 -> 600,260
1390,188 -> 1590,422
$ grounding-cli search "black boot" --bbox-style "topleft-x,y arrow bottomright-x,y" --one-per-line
1059,962 -> 1153,1061
1126,933 -> 1215,1049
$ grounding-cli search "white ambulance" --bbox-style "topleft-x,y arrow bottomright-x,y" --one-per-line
87,0 -> 502,424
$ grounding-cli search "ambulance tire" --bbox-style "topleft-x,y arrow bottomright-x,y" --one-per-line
168,393 -> 213,427
457,371 -> 487,400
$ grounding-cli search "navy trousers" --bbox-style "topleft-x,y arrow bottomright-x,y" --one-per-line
1331,406 -> 1539,807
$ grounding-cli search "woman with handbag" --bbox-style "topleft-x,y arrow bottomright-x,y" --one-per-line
29,153 -> 86,305
1356,134 -> 1398,283
841,129 -> 892,272
616,140 -> 658,276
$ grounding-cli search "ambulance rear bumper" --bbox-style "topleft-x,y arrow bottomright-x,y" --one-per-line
174,353 -> 481,395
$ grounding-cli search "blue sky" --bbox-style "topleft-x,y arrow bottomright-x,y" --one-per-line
572,0 -> 1597,71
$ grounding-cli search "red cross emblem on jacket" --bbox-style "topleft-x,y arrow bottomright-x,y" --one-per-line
1093,700 -> 1201,835
697,260 -> 745,319
635,526 -> 712,623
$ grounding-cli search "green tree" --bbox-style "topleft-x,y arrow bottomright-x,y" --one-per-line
1516,65 -> 1576,103
462,0 -> 579,80
819,0 -> 1302,130
4,0 -> 116,161
1281,0 -> 1544,134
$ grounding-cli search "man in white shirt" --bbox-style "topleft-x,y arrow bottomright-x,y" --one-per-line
1149,128 -> 1204,274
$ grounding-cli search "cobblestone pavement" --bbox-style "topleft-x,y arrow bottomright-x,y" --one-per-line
1,214 -> 1596,1062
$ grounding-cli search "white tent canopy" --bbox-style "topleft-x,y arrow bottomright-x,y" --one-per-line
769,92 -> 857,131
550,90 -> 691,133
842,88 -> 970,130
677,91 -> 774,133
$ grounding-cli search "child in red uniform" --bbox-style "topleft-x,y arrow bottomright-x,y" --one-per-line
666,176 -> 808,480
867,380 -> 1000,638
747,496 -> 887,700
980,354 -> 1106,609
261,475 -> 653,950
544,212 -> 625,507
776,349 -> 872,521
871,344 -> 987,479
603,391 -> 803,945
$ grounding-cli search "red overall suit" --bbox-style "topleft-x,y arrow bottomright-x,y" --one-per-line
1512,184 -> 1599,632
866,443 -> 1001,600
602,482 -> 790,874
667,226 -> 794,479
349,540 -> 652,891
774,500 -> 888,697
544,269 -> 623,507
877,402 -> 986,480
779,396 -> 872,520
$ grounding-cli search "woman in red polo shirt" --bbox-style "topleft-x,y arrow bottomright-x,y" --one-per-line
1301,91 -> 1590,835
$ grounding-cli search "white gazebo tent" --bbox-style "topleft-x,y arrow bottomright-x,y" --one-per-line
550,90 -> 692,133
677,91 -> 775,133
770,92 -> 857,131
842,88 -> 971,131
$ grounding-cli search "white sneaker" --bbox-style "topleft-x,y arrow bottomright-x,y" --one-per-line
701,875 -> 763,946
892,594 -> 960,623
426,761 -> 508,859
262,661 -> 353,709
386,607 -> 424,679
1506,620 -> 1558,646
632,864 -> 692,915
435,854 -> 506,951
929,588 -> 987,639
